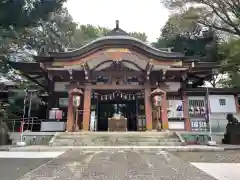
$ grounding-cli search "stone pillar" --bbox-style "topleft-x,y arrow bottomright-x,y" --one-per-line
161,92 -> 169,130
183,93 -> 191,131
144,87 -> 153,130
82,85 -> 92,131
66,92 -> 74,132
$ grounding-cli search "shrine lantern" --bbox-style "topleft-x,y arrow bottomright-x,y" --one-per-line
73,95 -> 81,107
69,88 -> 83,108
153,95 -> 162,107
151,87 -> 164,107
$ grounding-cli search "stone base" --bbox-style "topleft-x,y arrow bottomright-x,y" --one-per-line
16,141 -> 26,146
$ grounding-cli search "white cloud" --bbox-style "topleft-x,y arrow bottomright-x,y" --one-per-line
65,0 -> 170,42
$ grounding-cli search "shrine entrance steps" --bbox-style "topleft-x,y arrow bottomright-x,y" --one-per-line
49,131 -> 184,146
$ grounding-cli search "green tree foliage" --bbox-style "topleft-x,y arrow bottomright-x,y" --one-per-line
153,5 -> 222,86
160,0 -> 240,37
161,7 -> 201,38
69,24 -> 148,48
69,25 -> 109,48
153,12 -> 219,61
0,0 -> 69,78
0,0 -> 66,28
217,39 -> 240,87
129,32 -> 148,42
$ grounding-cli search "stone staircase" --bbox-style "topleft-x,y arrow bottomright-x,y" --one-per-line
49,131 -> 184,146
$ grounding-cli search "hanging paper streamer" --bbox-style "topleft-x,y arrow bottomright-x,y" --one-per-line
97,91 -> 136,101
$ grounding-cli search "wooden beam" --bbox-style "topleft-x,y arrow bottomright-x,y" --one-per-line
92,71 -> 143,77
77,84 -> 145,90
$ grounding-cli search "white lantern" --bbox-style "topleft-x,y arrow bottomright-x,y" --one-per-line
73,95 -> 81,107
153,95 -> 162,107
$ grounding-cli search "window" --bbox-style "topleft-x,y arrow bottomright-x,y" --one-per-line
59,98 -> 68,107
219,99 -> 226,106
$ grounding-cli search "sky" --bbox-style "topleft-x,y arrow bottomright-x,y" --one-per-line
65,0 -> 170,42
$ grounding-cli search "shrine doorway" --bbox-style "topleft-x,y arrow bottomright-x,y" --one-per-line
91,90 -> 139,131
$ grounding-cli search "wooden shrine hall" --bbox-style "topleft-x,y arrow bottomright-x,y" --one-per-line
8,20 -> 219,132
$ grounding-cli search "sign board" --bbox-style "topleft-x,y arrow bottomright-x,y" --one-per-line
168,121 -> 185,129
49,109 -> 57,119
41,121 -> 66,132
90,111 -> 96,131
167,100 -> 183,118
59,98 -> 68,107
56,110 -> 63,120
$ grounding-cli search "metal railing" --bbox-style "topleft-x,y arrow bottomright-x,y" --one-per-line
5,117 -> 67,132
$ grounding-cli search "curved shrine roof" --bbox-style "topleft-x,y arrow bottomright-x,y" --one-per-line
34,21 -> 184,61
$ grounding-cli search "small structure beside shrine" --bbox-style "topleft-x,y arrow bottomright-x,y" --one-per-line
7,20 -> 240,134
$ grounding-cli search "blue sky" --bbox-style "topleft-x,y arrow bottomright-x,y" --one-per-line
65,0 -> 170,42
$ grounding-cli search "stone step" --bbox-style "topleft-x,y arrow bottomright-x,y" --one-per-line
55,136 -> 180,142
50,140 -> 182,146
55,134 -> 175,139
50,132 -> 182,146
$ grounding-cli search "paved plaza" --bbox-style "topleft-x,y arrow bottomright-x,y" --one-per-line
1,150 -> 240,180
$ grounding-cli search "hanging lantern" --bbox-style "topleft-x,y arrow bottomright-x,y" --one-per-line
151,88 -> 164,107
69,88 -> 82,107
73,95 -> 81,107
153,95 -> 162,107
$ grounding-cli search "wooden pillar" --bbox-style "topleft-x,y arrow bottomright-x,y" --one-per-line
46,79 -> 54,118
183,93 -> 191,131
161,92 -> 169,130
144,87 -> 153,130
82,85 -> 92,131
66,92 -> 74,132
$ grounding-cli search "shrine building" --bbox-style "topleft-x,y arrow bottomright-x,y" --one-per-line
8,21 -> 239,132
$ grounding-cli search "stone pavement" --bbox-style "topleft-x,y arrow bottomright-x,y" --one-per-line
192,163 -> 240,180
173,151 -> 240,180
0,152 -> 64,180
17,150 -> 216,180
9,145 -> 224,152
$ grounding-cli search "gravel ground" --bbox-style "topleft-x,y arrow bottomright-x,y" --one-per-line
0,158 -> 51,180
171,150 -> 240,163
18,150 -> 216,180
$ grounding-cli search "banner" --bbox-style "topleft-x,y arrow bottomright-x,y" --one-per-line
167,100 -> 183,118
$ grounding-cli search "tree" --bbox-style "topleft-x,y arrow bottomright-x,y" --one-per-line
0,0 -> 66,28
129,32 -> 148,42
0,3 -> 76,82
160,0 -> 240,37
69,25 -> 109,48
69,25 -> 148,48
161,7 -> 202,38
216,39 -> 240,87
